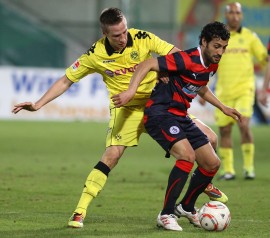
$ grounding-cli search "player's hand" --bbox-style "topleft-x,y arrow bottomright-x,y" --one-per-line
257,90 -> 268,107
12,102 -> 39,114
222,106 -> 242,122
111,91 -> 133,108
158,72 -> 170,84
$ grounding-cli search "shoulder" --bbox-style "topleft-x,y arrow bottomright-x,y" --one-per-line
242,27 -> 260,39
84,38 -> 106,57
184,47 -> 199,55
129,28 -> 156,41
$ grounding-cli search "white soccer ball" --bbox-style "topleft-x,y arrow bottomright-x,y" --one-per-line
198,201 -> 231,231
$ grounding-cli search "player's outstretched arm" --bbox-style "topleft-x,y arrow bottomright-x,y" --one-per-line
198,86 -> 242,122
112,58 -> 159,107
258,55 -> 270,107
12,75 -> 73,114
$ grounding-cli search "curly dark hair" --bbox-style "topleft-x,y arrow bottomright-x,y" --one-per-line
199,21 -> 230,45
99,8 -> 125,33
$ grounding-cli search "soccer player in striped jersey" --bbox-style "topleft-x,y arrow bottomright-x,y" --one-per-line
113,21 -> 241,231
12,8 -> 227,228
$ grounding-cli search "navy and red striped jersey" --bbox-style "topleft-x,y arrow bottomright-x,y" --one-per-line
144,47 -> 218,117
267,38 -> 270,55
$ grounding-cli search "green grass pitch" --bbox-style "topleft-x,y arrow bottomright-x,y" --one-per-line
0,120 -> 269,238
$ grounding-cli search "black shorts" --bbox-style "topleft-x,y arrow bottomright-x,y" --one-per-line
144,114 -> 209,158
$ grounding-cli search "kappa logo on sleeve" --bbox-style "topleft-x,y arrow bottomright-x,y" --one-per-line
71,60 -> 80,71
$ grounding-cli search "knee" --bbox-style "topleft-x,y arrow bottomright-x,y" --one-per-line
175,152 -> 196,163
219,125 -> 232,137
202,155 -> 221,172
209,156 -> 221,171
208,132 -> 218,151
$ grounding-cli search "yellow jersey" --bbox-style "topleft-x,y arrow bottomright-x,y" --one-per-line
66,28 -> 174,108
215,27 -> 267,100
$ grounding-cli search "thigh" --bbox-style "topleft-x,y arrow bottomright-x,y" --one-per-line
144,115 -> 187,157
144,115 -> 208,157
215,99 -> 236,127
235,94 -> 254,118
192,117 -> 217,149
170,138 -> 195,162
106,106 -> 145,147
183,118 -> 210,150
195,143 -> 220,171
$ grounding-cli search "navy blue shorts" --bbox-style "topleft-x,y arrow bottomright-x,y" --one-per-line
144,115 -> 209,158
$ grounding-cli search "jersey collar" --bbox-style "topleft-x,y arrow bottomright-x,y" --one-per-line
197,46 -> 208,68
237,26 -> 242,33
105,32 -> 133,56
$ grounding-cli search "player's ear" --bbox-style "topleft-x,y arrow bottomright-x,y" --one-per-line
201,37 -> 207,47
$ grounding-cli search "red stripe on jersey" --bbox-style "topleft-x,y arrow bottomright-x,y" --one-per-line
168,108 -> 187,116
143,115 -> 148,124
172,92 -> 184,103
187,62 -> 204,72
189,50 -> 200,57
174,79 -> 182,90
180,51 -> 191,68
165,54 -> 178,71
145,99 -> 154,108
161,129 -> 177,142
181,74 -> 208,86
172,87 -> 190,106
175,160 -> 194,173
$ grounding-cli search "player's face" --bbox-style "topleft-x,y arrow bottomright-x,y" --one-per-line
225,3 -> 243,31
202,37 -> 228,66
104,17 -> 128,52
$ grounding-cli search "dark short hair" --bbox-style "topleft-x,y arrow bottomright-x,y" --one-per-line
99,8 -> 125,32
199,21 -> 230,45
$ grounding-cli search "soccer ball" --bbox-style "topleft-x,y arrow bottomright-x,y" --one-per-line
198,201 -> 231,231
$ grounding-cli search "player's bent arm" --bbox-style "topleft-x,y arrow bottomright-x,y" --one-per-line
12,75 -> 73,114
258,55 -> 270,107
198,86 -> 242,122
168,47 -> 180,54
129,58 -> 160,93
112,58 -> 159,107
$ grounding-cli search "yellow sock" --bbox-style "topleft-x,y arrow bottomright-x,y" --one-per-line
241,143 -> 254,172
74,169 -> 108,218
219,147 -> 235,174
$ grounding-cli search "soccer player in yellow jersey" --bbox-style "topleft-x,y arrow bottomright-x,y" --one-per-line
215,2 -> 267,180
12,8 -> 227,228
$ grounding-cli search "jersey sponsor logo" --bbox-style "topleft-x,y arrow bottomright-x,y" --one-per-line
71,60 -> 80,71
85,43 -> 96,55
182,83 -> 202,98
104,64 -> 139,77
103,60 -> 116,63
134,31 -> 151,40
224,48 -> 248,54
130,51 -> 139,61
105,70 -> 114,77
192,73 -> 198,79
169,126 -> 180,134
